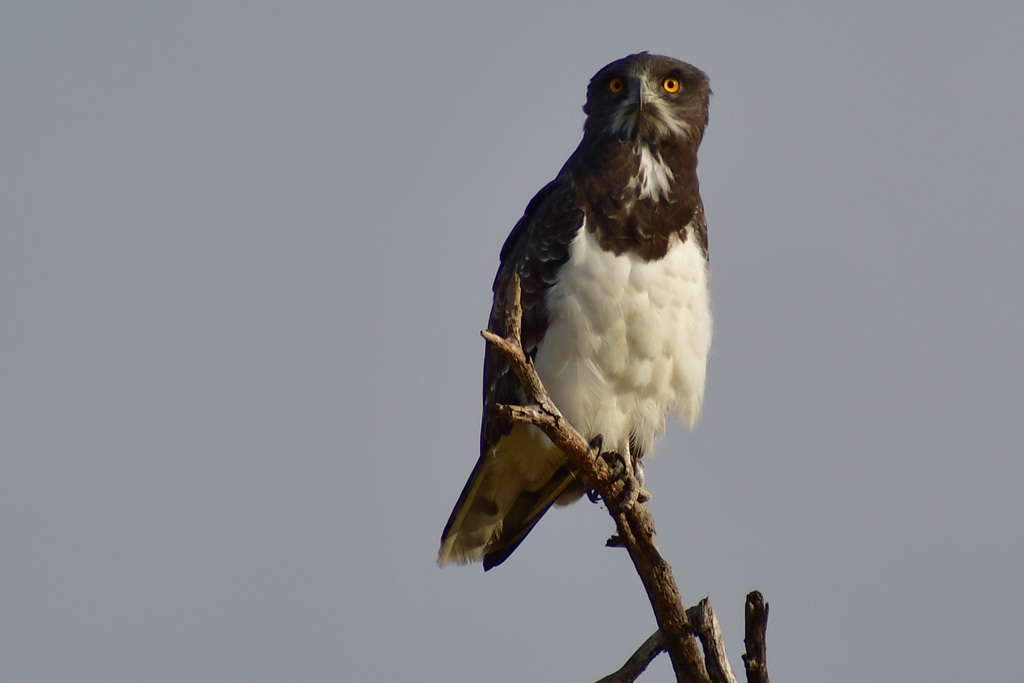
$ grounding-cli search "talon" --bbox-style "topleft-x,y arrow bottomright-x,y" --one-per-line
588,438 -> 649,514
616,473 -> 639,514
600,450 -> 627,481
610,446 -> 647,515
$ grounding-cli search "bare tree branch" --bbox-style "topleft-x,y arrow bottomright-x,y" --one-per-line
687,599 -> 738,683
742,591 -> 770,683
594,631 -> 666,683
482,274 -> 709,682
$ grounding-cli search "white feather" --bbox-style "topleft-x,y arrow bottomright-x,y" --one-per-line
635,146 -> 676,201
533,224 -> 712,456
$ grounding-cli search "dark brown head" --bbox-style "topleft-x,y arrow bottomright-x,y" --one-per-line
583,52 -> 711,145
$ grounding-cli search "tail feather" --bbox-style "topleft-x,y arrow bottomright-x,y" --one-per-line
438,459 -> 578,569
482,467 -> 578,570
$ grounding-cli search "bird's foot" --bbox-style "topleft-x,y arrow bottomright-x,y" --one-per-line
598,449 -> 628,481
586,435 -> 616,503
599,450 -> 649,514
584,435 -> 650,513
612,451 -> 652,514
617,469 -> 640,514
633,459 -> 652,504
587,450 -> 629,506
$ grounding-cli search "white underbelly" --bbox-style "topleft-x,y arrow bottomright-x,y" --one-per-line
533,224 -> 712,456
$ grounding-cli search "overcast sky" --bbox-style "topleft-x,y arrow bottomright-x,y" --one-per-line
3,1 -> 1023,681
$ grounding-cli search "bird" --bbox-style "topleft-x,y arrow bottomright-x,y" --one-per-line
438,53 -> 712,570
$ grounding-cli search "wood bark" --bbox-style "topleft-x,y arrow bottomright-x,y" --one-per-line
594,631 -> 666,683
742,591 -> 770,683
688,599 -> 738,683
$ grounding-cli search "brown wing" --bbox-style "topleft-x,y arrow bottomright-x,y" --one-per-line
483,180 -> 583,448
437,178 -> 583,568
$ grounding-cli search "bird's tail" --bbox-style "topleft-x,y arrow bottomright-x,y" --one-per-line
438,459 -> 580,570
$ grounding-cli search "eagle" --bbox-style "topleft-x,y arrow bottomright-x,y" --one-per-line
438,53 -> 712,570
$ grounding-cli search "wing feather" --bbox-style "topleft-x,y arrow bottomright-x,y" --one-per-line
438,178 -> 583,568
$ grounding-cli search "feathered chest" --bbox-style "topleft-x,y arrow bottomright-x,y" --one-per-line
533,225 -> 712,454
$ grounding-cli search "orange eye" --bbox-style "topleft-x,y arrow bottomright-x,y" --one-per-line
608,77 -> 624,94
662,77 -> 681,93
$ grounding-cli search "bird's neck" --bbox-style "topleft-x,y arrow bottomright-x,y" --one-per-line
569,136 -> 700,261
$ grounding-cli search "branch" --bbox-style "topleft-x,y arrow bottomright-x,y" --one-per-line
594,631 -> 666,683
596,599 -> 740,683
742,592 -> 770,683
687,599 -> 738,683
483,274 -> 709,682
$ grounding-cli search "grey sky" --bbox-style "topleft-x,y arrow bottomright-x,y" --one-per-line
3,1 -> 1023,681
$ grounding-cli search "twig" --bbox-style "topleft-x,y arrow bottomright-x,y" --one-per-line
742,592 -> 770,683
482,274 -> 709,682
594,631 -> 666,683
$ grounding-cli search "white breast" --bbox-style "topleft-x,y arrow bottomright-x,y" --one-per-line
534,224 -> 712,456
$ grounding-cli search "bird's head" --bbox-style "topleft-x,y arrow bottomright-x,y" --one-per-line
583,53 -> 710,145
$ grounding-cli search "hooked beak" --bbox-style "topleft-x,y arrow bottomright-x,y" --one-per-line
635,79 -> 656,115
